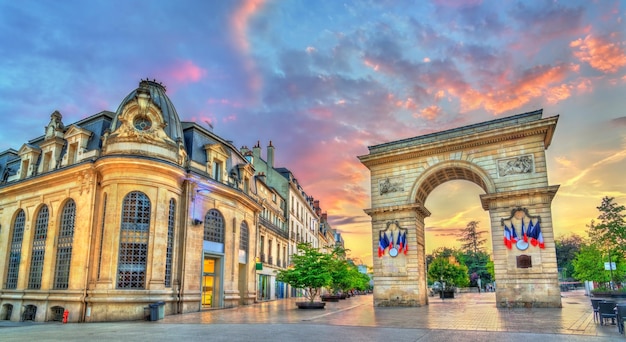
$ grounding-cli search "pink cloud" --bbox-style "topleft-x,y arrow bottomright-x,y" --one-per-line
230,0 -> 266,53
167,60 -> 207,83
571,34 -> 626,73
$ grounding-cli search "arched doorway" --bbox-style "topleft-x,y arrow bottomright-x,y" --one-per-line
359,109 -> 561,308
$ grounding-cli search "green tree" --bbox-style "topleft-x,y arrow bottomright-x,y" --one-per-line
457,221 -> 491,287
427,254 -> 469,288
276,243 -> 332,303
572,242 -> 626,286
458,221 -> 487,256
588,196 -> 626,254
555,234 -> 584,281
587,197 -> 626,286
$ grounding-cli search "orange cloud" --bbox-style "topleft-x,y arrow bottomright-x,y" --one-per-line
169,60 -> 207,83
454,64 -> 578,114
417,105 -> 443,120
570,34 -> 626,73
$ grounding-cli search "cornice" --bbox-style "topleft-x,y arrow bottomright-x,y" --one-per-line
364,202 -> 431,218
359,116 -> 558,168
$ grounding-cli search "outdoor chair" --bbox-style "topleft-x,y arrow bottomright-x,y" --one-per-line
591,299 -> 602,323
598,301 -> 617,326
616,304 -> 626,334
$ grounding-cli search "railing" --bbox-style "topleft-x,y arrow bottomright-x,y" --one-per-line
259,217 -> 288,238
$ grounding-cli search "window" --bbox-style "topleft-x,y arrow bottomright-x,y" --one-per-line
116,191 -> 150,289
54,200 -> 76,289
240,221 -> 249,252
67,143 -> 77,164
165,199 -> 175,288
203,209 -> 224,243
212,160 -> 222,182
5,210 -> 25,289
28,205 -> 49,289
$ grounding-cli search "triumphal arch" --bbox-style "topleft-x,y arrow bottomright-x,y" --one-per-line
358,109 -> 561,308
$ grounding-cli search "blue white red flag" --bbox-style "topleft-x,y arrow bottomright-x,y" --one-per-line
378,231 -> 387,257
521,218 -> 528,242
510,222 -> 519,243
503,227 -> 512,249
402,231 -> 408,254
397,231 -> 403,252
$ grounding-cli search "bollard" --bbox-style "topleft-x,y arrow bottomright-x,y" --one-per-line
63,309 -> 69,324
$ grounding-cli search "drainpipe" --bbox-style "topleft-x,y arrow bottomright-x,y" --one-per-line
81,166 -> 98,322
177,177 -> 192,314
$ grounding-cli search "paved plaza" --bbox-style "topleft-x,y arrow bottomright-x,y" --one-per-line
1,290 -> 623,341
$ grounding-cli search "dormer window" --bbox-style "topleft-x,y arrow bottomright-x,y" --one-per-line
133,116 -> 152,131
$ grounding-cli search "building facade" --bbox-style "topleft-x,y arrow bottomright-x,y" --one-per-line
0,80 -> 261,322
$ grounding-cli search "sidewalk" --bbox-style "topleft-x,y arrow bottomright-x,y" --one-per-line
1,290 -> 622,341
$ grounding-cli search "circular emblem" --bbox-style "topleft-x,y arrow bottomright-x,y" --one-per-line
389,247 -> 399,257
133,116 -> 152,131
516,240 -> 529,251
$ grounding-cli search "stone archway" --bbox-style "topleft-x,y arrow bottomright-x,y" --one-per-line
358,109 -> 561,308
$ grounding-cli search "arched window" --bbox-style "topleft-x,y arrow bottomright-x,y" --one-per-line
165,198 -> 175,288
204,209 -> 224,243
5,210 -> 25,289
117,191 -> 150,289
54,199 -> 76,289
240,221 -> 249,252
28,205 -> 49,289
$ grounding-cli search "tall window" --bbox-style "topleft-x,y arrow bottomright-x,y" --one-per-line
28,205 -> 49,289
54,199 -> 76,289
165,198 -> 175,288
203,209 -> 224,243
5,210 -> 25,289
239,221 -> 249,252
117,191 -> 150,289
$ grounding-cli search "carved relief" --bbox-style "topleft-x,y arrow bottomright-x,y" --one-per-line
379,177 -> 404,195
497,155 -> 533,177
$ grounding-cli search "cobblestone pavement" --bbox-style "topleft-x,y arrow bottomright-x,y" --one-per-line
1,290 -> 623,341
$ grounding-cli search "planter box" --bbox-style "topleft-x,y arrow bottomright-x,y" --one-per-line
321,295 -> 340,302
296,302 -> 326,309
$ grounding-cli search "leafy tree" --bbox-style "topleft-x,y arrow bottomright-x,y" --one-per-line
572,242 -> 626,286
588,197 -> 626,255
427,253 -> 470,288
456,222 -> 491,287
586,197 -> 626,286
458,221 -> 487,256
555,234 -> 584,281
276,243 -> 332,303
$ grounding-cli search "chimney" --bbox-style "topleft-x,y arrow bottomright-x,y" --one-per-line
253,141 -> 261,163
267,141 -> 275,168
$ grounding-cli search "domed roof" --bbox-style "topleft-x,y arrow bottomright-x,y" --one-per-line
111,80 -> 184,142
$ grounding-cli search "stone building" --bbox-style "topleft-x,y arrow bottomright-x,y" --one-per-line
243,142 -> 322,297
0,80 -> 261,322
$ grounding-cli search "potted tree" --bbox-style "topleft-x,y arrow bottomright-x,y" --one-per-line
427,253 -> 469,299
276,243 -> 332,309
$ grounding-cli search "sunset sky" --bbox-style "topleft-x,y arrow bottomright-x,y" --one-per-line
1,1 -> 625,267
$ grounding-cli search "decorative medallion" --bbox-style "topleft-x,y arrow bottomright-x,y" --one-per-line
133,116 -> 152,131
501,207 -> 544,250
378,220 -> 408,258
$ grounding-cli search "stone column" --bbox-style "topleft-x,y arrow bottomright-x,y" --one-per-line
481,185 -> 561,308
366,203 -> 430,307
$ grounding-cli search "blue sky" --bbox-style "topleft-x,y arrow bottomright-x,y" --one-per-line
1,0 -> 625,265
